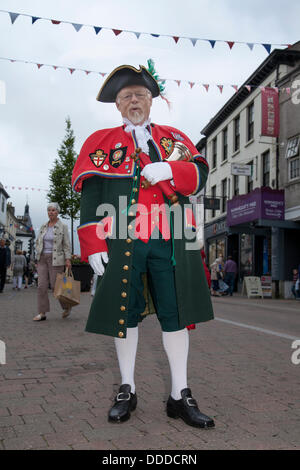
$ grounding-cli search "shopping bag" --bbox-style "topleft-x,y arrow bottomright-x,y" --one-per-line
54,269 -> 80,306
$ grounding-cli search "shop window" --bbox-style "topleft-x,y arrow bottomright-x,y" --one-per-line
240,234 -> 253,277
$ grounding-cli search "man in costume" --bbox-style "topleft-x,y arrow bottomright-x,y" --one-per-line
72,63 -> 215,428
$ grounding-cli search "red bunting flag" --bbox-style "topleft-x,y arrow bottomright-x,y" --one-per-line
227,41 -> 235,49
113,29 -> 122,36
217,85 -> 223,94
53,66 -> 58,70
37,64 -> 43,69
173,36 -> 179,44
85,70 -> 91,75
245,85 -> 251,92
231,85 -> 238,92
51,20 -> 61,25
69,68 -> 75,74
203,84 -> 209,92
189,82 -> 195,88
174,80 -> 181,87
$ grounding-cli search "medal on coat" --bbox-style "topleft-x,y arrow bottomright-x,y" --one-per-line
89,149 -> 107,167
109,147 -> 127,167
160,137 -> 174,157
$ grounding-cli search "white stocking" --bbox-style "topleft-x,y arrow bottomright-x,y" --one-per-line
114,326 -> 138,394
162,328 -> 189,400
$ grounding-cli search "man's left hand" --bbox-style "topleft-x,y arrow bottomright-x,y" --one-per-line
141,162 -> 173,185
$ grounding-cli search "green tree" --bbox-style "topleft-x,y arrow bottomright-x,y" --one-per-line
47,117 -> 80,254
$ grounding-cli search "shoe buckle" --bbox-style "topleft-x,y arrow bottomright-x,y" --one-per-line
116,392 -> 131,401
186,397 -> 197,407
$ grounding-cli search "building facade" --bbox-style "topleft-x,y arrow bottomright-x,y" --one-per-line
199,43 -> 300,297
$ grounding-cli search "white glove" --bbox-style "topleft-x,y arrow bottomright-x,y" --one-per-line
88,252 -> 109,276
141,162 -> 173,185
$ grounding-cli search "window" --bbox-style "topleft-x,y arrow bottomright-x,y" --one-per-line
247,102 -> 254,142
234,115 -> 240,152
233,175 -> 239,196
222,127 -> 228,161
262,150 -> 270,187
289,157 -> 300,180
1,196 -> 4,212
286,136 -> 300,158
247,161 -> 253,192
211,185 -> 217,217
212,137 -> 217,168
221,178 -> 227,213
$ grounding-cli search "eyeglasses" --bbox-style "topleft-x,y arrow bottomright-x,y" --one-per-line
118,92 -> 150,103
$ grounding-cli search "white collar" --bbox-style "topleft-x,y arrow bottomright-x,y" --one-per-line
123,118 -> 152,154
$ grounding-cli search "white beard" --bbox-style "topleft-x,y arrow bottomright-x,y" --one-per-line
123,117 -> 152,155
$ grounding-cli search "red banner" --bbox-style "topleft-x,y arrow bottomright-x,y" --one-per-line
261,87 -> 279,137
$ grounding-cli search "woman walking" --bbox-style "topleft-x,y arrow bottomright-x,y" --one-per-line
33,203 -> 72,321
12,250 -> 26,290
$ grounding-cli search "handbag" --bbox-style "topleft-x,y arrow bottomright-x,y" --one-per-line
54,268 -> 80,306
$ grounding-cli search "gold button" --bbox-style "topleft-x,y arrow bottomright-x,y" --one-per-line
119,319 -> 125,325
134,176 -> 138,181
118,332 -> 124,338
128,224 -> 133,230
126,238 -> 132,244
131,199 -> 136,204
153,194 -> 157,198
122,278 -> 128,284
123,265 -> 129,271
133,188 -> 138,192
121,292 -> 127,298
125,251 -> 131,257
128,212 -> 134,217
120,306 -> 126,311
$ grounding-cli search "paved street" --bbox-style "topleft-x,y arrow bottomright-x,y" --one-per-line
0,285 -> 299,450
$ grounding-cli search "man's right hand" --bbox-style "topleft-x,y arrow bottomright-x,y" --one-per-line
88,252 -> 109,276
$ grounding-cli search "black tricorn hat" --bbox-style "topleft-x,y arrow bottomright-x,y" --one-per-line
96,64 -> 161,102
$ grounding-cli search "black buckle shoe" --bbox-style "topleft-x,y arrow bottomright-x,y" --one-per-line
166,388 -> 215,428
108,384 -> 137,423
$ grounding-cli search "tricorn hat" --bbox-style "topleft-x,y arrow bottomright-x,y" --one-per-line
96,64 -> 161,103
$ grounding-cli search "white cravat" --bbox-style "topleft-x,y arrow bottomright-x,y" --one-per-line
123,118 -> 152,154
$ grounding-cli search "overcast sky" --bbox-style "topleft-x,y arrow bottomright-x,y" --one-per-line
1,0 -> 300,254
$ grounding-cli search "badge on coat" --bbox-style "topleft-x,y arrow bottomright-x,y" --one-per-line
160,137 -> 174,157
109,147 -> 127,167
89,149 -> 107,167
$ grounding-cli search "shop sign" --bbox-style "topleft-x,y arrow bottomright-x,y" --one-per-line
261,275 -> 272,298
227,188 -> 284,226
242,276 -> 264,298
231,163 -> 252,176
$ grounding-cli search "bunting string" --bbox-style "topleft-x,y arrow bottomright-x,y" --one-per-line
4,185 -> 48,192
0,9 -> 291,54
0,55 -> 292,95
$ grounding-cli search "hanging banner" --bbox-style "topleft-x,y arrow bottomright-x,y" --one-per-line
261,87 -> 279,137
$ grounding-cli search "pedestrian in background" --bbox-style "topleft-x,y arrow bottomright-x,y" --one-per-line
12,250 -> 26,291
0,238 -> 11,293
33,203 -> 72,322
291,268 -> 300,300
210,259 -> 221,296
224,255 -> 238,296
